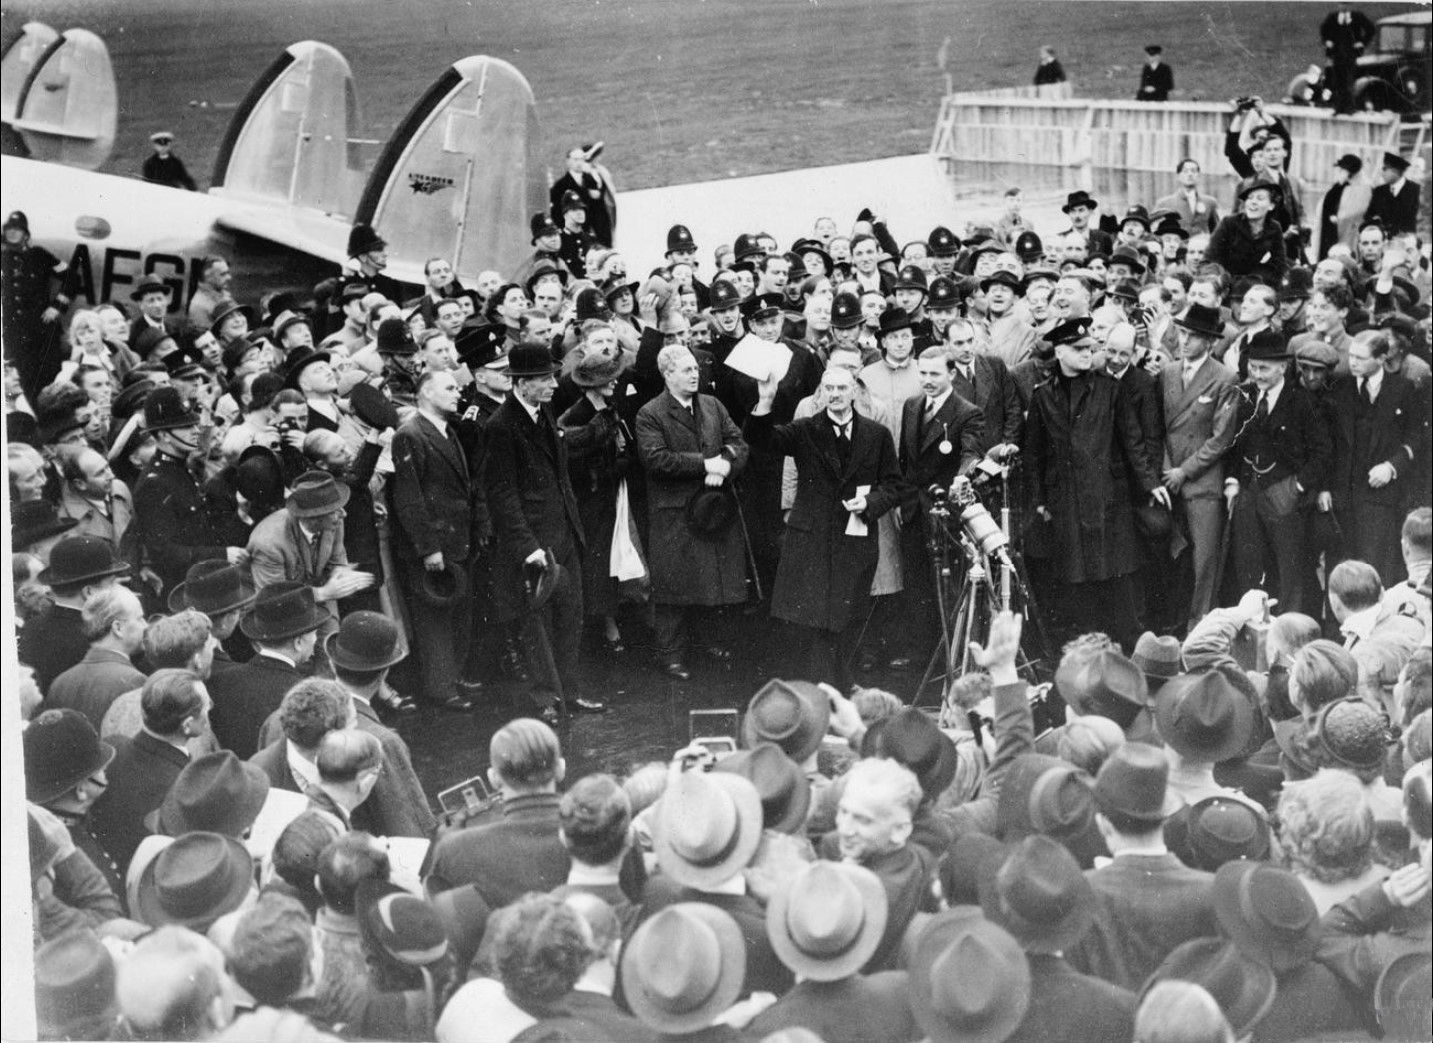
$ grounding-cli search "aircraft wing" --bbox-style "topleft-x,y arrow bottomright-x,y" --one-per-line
213,205 -> 351,267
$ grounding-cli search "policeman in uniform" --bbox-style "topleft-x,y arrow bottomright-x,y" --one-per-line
2,210 -> 74,403
133,387 -> 248,602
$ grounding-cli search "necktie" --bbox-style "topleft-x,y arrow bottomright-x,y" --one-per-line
1184,364 -> 1196,388
1358,379 -> 1372,406
1254,393 -> 1269,423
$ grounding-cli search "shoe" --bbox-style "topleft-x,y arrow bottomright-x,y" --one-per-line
660,661 -> 692,682
602,635 -> 627,655
437,693 -> 473,712
886,654 -> 915,672
540,704 -> 561,725
455,678 -> 485,694
702,645 -> 733,663
570,696 -> 608,713
376,689 -> 418,715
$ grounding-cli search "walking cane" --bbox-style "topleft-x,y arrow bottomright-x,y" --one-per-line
731,480 -> 764,603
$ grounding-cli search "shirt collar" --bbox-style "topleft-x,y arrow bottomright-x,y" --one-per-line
1361,367 -> 1384,396
1112,843 -> 1169,859
260,649 -> 298,668
516,395 -> 541,424
566,863 -> 622,887
1183,354 -> 1208,377
1341,603 -> 1381,642
286,741 -> 321,793
926,388 -> 952,413
1260,380 -> 1284,411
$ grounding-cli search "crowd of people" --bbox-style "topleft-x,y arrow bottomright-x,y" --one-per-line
6,105 -> 1433,1041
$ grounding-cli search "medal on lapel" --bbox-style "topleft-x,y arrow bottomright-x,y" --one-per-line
938,422 -> 952,456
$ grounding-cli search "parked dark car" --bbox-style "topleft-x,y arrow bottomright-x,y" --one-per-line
1352,13 -> 1430,113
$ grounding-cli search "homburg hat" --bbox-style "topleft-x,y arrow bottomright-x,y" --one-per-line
167,559 -> 258,615
239,581 -> 330,641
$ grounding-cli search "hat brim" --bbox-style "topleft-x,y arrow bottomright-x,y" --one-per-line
653,774 -> 764,889
36,557 -> 131,588
742,680 -> 831,764
767,863 -> 888,981
1062,197 -> 1098,213
622,904 -> 747,1034
134,834 -> 254,930
525,555 -> 567,613
979,276 -> 1025,296
416,561 -> 469,607
1212,860 -> 1317,974
1155,680 -> 1256,764
167,575 -> 258,616
286,481 -> 351,518
1144,939 -> 1277,1039
156,762 -> 271,838
130,283 -> 172,301
239,602 -> 332,641
26,738 -> 116,805
16,516 -> 80,551
910,908 -> 1032,1043
324,630 -> 408,673
209,304 -> 256,334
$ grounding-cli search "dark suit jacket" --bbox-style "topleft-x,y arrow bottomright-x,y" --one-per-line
483,396 -> 584,623
1067,852 -> 1216,991
1328,371 -> 1421,507
1365,180 -> 1420,236
249,738 -> 302,793
953,355 -> 1022,454
1229,381 -> 1333,493
87,731 -> 189,871
899,390 -> 984,521
1116,363 -> 1165,488
207,653 -> 303,759
20,605 -> 92,695
1007,953 -> 1137,1043
747,972 -> 919,1043
424,793 -> 571,901
390,411 -> 476,564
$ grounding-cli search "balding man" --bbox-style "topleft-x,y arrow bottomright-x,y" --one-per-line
57,446 -> 135,555
47,586 -> 148,730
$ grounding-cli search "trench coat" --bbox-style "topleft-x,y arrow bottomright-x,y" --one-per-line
745,410 -> 905,632
635,390 -> 750,606
1024,369 -> 1158,583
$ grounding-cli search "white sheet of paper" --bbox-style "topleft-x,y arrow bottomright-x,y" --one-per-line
384,836 -> 431,894
723,333 -> 792,382
246,788 -> 309,859
845,484 -> 872,536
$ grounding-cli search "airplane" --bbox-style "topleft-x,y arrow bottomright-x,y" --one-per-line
0,27 -> 547,311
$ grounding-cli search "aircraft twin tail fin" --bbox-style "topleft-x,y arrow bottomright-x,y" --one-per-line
1,23 -> 116,169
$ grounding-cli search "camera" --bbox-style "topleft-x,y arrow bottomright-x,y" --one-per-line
688,709 -> 739,763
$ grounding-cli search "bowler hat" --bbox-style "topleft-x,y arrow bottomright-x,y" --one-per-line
135,831 -> 255,930
530,211 -> 560,242
792,237 -> 833,275
622,904 -> 746,1033
929,225 -> 962,256
1143,939 -> 1277,1039
1153,215 -> 1188,240
234,445 -> 285,510
286,469 -> 350,518
376,316 -> 417,356
685,485 -> 739,538
24,709 -> 117,804
927,277 -> 961,311
151,750 -> 271,837
909,908 -> 1031,1043
1294,338 -> 1339,370
1045,316 -> 1093,347
239,580 -> 330,641
666,223 -> 698,254
1165,796 -> 1271,872
1213,859 -> 1317,973
1376,952 -> 1433,1041
130,275 -> 172,300
1120,205 -> 1152,232
347,222 -> 386,257
1381,151 -> 1410,173
767,861 -> 888,980
708,279 -> 744,311
1175,303 -> 1225,339
1092,742 -> 1182,824
455,322 -> 507,367
1055,648 -> 1150,721
1157,669 -> 1255,763
1244,326 -> 1290,362
714,743 -> 811,834
862,707 -> 960,799
895,265 -> 929,293
1109,244 -> 1146,274
505,341 -> 557,378
349,382 -> 400,431
879,307 -> 914,337
143,385 -> 201,431
830,291 -> 863,328
208,301 -> 256,335
168,560 -> 258,615
33,928 -> 117,1040
417,559 -> 468,608
326,610 -> 407,672
1062,190 -> 1098,214
12,499 -> 79,550
523,547 -> 568,613
743,679 -> 831,762
1313,697 -> 1389,771
980,269 -> 1024,296
283,344 -> 332,389
357,881 -> 450,966
37,534 -> 131,588
978,835 -> 1097,954
655,771 -> 763,887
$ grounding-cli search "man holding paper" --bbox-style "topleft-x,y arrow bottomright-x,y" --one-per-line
745,364 -> 905,688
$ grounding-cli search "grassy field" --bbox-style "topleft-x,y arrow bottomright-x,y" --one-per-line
3,0 -> 1409,193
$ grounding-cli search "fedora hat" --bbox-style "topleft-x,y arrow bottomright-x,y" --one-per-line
24,709 -> 116,804
150,750 -> 270,837
655,771 -> 763,887
417,559 -> 468,608
347,222 -> 386,256
1055,649 -> 1150,722
1156,669 -> 1255,763
143,385 -> 202,432
1062,190 -> 1098,214
744,679 -> 831,762
234,446 -> 285,510
33,928 -> 117,1040
130,275 -> 172,300
1108,244 -> 1146,274
980,269 -> 1024,296
941,832 -> 1009,906
1376,952 -> 1432,1041
714,743 -> 811,834
978,835 -> 1097,954
12,499 -> 78,550
685,485 -> 738,539
862,707 -> 960,799
505,341 -> 557,378
1213,860 -> 1318,973
1175,303 -> 1225,339
1131,631 -> 1183,686
349,382 -> 400,431
910,908 -> 1031,1043
1093,742 -> 1182,824
36,534 -> 130,588
327,610 -> 407,672
523,547 -> 567,613
526,260 -> 567,297
622,903 -> 746,1034
1143,938 -> 1277,1039
767,861 -> 887,980
135,831 -> 255,930
1165,797 -> 1271,872
283,345 -> 332,390
239,580 -> 330,642
879,307 -> 914,337
167,559 -> 258,615
666,223 -> 699,254
286,470 -> 350,519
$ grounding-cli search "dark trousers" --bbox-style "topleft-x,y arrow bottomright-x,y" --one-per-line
1051,574 -> 1142,653
518,542 -> 584,708
793,619 -> 865,691
397,556 -> 473,704
1337,500 -> 1406,588
1232,476 -> 1305,611
896,515 -> 950,657
654,603 -> 733,664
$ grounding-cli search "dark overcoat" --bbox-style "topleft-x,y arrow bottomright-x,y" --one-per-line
635,390 -> 750,606
1024,369 -> 1157,583
744,410 -> 905,632
133,452 -> 230,597
1205,212 -> 1289,286
483,396 -> 585,623
559,396 -> 640,618
389,412 -> 476,565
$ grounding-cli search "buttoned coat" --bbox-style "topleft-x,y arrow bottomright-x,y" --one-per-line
483,395 -> 585,623
1328,371 -> 1421,509
1161,357 -> 1239,499
953,354 -> 1023,455
636,390 -> 750,606
1024,370 -> 1158,582
898,390 -> 985,522
744,410 -> 905,632
133,452 -> 230,597
390,412 -> 476,565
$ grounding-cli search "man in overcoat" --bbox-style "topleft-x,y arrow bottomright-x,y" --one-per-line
636,345 -> 750,681
744,364 -> 906,687
1024,318 -> 1162,650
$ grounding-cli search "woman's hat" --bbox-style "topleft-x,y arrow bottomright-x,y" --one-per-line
167,560 -> 258,615
239,581 -> 331,641
654,771 -> 763,888
909,908 -> 1031,1043
135,831 -> 255,930
208,301 -> 256,336
567,346 -> 631,388
621,904 -> 746,1034
767,861 -> 887,980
